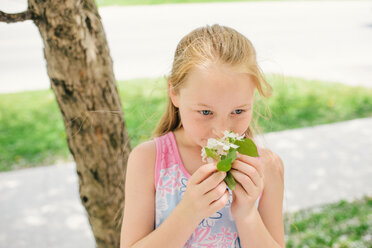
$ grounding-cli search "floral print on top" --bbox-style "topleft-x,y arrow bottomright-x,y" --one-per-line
154,131 -> 261,248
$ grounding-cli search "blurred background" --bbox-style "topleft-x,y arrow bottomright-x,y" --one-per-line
0,0 -> 371,247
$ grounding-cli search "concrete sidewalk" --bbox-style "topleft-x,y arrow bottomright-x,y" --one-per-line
1,117 -> 371,248
1,1 -> 372,247
1,0 -> 372,93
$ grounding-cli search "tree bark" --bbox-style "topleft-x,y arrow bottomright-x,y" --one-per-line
2,1 -> 131,247
0,10 -> 32,23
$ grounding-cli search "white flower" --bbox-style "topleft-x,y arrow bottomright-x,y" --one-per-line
206,138 -> 219,149
223,130 -> 245,140
201,147 -> 207,162
201,130 -> 243,161
217,140 -> 230,151
230,143 -> 239,149
223,130 -> 230,137
216,145 -> 227,156
201,147 -> 219,163
206,157 -> 214,163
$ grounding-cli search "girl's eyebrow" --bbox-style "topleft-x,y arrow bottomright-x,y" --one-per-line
196,103 -> 251,108
235,104 -> 252,109
196,103 -> 213,108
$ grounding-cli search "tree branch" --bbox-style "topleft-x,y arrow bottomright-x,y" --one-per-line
0,10 -> 32,23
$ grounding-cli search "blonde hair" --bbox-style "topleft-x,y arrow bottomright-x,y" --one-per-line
153,24 -> 272,140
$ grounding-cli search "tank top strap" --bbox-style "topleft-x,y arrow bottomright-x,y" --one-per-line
154,132 -> 184,189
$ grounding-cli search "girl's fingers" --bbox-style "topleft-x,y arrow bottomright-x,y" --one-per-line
205,181 -> 228,203
188,163 -> 218,186
236,153 -> 264,178
232,160 -> 261,187
232,178 -> 244,196
230,169 -> 255,194
199,171 -> 226,194
209,188 -> 230,210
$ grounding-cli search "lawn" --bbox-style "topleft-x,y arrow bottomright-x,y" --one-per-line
1,74 -> 372,171
0,75 -> 371,247
284,196 -> 372,247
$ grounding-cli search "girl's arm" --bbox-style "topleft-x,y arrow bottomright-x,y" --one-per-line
120,141 -> 158,248
236,150 -> 285,248
120,141 -> 230,248
121,141 -> 196,248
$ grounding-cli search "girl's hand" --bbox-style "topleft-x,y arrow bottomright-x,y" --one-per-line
230,153 -> 264,220
178,163 -> 230,225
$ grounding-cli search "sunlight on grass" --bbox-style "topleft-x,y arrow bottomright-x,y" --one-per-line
284,196 -> 372,247
1,74 -> 372,171
1,75 -> 371,246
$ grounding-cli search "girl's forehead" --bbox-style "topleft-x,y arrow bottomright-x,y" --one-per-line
179,65 -> 255,107
180,62 -> 256,96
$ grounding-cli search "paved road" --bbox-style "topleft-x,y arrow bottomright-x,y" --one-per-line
1,117 -> 371,248
1,1 -> 372,247
0,0 -> 372,93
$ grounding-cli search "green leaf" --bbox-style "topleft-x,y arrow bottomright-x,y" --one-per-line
224,171 -> 236,190
217,158 -> 232,172
234,138 -> 259,157
225,148 -> 237,163
204,147 -> 218,160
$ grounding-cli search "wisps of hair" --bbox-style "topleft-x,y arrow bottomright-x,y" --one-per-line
153,24 -> 272,140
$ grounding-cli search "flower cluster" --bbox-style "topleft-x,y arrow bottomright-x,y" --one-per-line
201,131 -> 244,163
200,130 -> 259,190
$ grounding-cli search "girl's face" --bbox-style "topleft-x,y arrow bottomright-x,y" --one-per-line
170,62 -> 256,149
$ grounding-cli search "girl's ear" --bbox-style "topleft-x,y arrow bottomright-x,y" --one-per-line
168,80 -> 179,108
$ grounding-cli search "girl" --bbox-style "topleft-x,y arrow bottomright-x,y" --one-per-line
120,24 -> 285,248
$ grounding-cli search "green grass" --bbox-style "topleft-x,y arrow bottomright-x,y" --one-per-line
96,0 -> 287,7
0,75 -> 371,247
0,91 -> 69,171
122,74 -> 372,143
284,196 -> 372,248
1,74 -> 372,171
257,74 -> 372,132
119,77 -> 167,147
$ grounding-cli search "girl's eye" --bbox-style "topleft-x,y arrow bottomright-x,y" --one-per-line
200,110 -> 212,116
233,109 -> 244,114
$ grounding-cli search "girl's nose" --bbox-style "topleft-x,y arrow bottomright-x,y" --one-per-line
211,118 -> 230,138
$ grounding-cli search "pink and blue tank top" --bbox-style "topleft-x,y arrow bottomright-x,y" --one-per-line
154,131 -> 261,247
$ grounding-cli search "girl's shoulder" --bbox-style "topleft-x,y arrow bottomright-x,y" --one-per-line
131,139 -> 157,154
127,131 -> 173,171
129,139 -> 157,166
126,140 -> 157,186
259,147 -> 284,181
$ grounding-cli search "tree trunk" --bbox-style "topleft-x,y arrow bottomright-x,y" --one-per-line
25,1 -> 130,247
